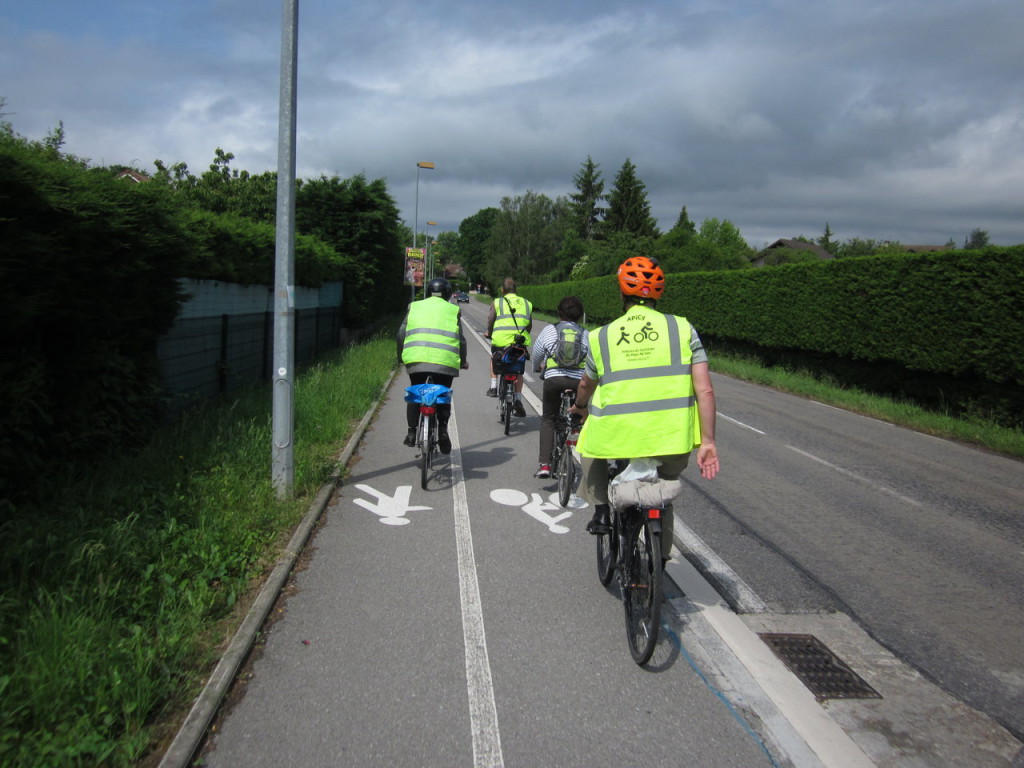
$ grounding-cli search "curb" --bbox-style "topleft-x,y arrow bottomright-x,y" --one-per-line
158,369 -> 398,768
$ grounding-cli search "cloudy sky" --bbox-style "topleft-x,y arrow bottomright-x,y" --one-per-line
3,0 -> 1023,248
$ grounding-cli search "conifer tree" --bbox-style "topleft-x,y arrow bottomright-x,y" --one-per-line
603,158 -> 659,239
568,156 -> 605,240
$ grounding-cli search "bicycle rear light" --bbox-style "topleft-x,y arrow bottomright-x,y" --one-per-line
646,508 -> 661,520
420,406 -> 437,415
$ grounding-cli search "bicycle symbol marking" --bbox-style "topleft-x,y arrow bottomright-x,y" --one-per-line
353,484 -> 432,526
490,489 -> 588,534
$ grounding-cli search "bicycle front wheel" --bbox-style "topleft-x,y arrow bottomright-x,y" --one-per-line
420,413 -> 433,490
622,513 -> 662,665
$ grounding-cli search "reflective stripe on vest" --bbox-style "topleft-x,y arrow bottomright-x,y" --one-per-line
577,308 -> 699,459
491,294 -> 532,346
401,298 -> 461,369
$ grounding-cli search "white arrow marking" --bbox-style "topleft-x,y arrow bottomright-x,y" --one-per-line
354,484 -> 431,526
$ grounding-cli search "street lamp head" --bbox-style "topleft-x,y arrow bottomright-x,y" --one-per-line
417,161 -> 435,170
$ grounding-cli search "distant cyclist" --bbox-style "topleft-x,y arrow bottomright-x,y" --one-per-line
397,277 -> 468,454
531,295 -> 589,479
570,256 -> 719,559
485,277 -> 533,417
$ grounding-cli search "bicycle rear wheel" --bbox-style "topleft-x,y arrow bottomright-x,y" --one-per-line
557,440 -> 574,508
420,412 -> 433,490
595,506 -> 617,586
503,387 -> 512,435
622,512 -> 662,665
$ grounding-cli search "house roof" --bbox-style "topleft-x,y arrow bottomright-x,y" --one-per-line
900,245 -> 953,253
751,238 -> 833,267
763,238 -> 833,258
116,169 -> 150,184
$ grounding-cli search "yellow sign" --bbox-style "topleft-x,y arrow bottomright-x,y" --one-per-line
405,248 -> 425,287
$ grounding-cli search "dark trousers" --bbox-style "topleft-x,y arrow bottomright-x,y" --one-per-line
407,372 -> 454,431
538,375 -> 580,464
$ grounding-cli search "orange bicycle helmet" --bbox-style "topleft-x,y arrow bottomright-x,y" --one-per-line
617,256 -> 665,300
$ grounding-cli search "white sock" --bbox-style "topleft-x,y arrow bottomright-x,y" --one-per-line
491,378 -> 497,388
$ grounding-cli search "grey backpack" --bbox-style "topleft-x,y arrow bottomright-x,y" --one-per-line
552,321 -> 585,369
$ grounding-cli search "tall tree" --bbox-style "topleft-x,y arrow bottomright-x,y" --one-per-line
484,190 -> 564,286
964,228 -> 989,249
818,222 -> 837,254
603,158 -> 660,239
297,174 -> 403,322
568,156 -> 605,241
454,207 -> 499,290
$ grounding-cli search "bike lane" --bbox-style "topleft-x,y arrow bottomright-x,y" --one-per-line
200,302 -> 776,768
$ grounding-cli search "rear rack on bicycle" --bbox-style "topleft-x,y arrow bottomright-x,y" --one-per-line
404,383 -> 452,405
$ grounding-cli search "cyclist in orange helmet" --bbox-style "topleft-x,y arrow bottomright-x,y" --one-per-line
570,256 -> 719,559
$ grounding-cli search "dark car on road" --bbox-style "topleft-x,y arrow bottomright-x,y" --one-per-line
453,291 -> 470,303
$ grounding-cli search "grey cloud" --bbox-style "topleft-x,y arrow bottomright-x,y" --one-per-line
3,0 -> 1022,245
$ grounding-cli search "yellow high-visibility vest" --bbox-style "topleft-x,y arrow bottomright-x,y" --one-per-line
491,294 -> 532,347
577,306 -> 699,459
401,297 -> 461,370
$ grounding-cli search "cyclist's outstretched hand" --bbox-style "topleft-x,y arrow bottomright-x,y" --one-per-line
697,442 -> 719,480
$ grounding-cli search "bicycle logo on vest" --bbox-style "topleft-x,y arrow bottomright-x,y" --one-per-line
616,321 -> 660,345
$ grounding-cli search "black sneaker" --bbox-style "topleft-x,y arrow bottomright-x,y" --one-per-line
438,431 -> 452,455
403,428 -> 416,447
586,505 -> 611,535
513,400 -> 526,417
486,387 -> 497,397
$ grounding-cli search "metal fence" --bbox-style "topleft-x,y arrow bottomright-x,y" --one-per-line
156,280 -> 343,412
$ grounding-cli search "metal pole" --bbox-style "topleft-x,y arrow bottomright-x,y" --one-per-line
272,0 -> 298,497
413,164 -> 420,251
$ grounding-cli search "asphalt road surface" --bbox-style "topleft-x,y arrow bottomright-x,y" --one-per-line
201,297 -> 1023,767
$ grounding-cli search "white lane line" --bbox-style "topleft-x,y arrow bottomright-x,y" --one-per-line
719,413 -> 766,435
670,526 -> 769,614
784,444 -> 923,507
466,324 -> 542,415
447,414 -> 505,768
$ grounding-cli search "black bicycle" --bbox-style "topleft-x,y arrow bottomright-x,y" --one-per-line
406,378 -> 451,490
595,461 -> 666,665
492,342 -> 528,436
551,389 -> 581,508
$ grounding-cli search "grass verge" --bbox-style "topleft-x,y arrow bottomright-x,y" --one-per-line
0,329 -> 398,767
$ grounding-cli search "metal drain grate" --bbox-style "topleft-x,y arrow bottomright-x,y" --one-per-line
759,633 -> 881,701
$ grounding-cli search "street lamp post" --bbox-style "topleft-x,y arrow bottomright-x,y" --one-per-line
426,221 -> 438,285
412,161 -> 434,300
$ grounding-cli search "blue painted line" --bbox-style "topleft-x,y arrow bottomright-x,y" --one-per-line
662,621 -> 782,768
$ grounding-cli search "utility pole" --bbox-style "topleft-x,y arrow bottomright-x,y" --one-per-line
272,0 -> 298,497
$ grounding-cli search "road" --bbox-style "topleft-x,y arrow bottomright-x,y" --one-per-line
200,297 -> 1023,767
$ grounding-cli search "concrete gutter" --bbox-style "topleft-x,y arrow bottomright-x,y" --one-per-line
158,370 -> 397,768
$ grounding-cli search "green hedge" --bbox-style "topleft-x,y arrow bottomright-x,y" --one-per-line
1,133 -> 187,498
522,248 -> 1024,387
179,209 -> 344,287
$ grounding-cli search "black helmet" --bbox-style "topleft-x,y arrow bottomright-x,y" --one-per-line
426,277 -> 452,300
